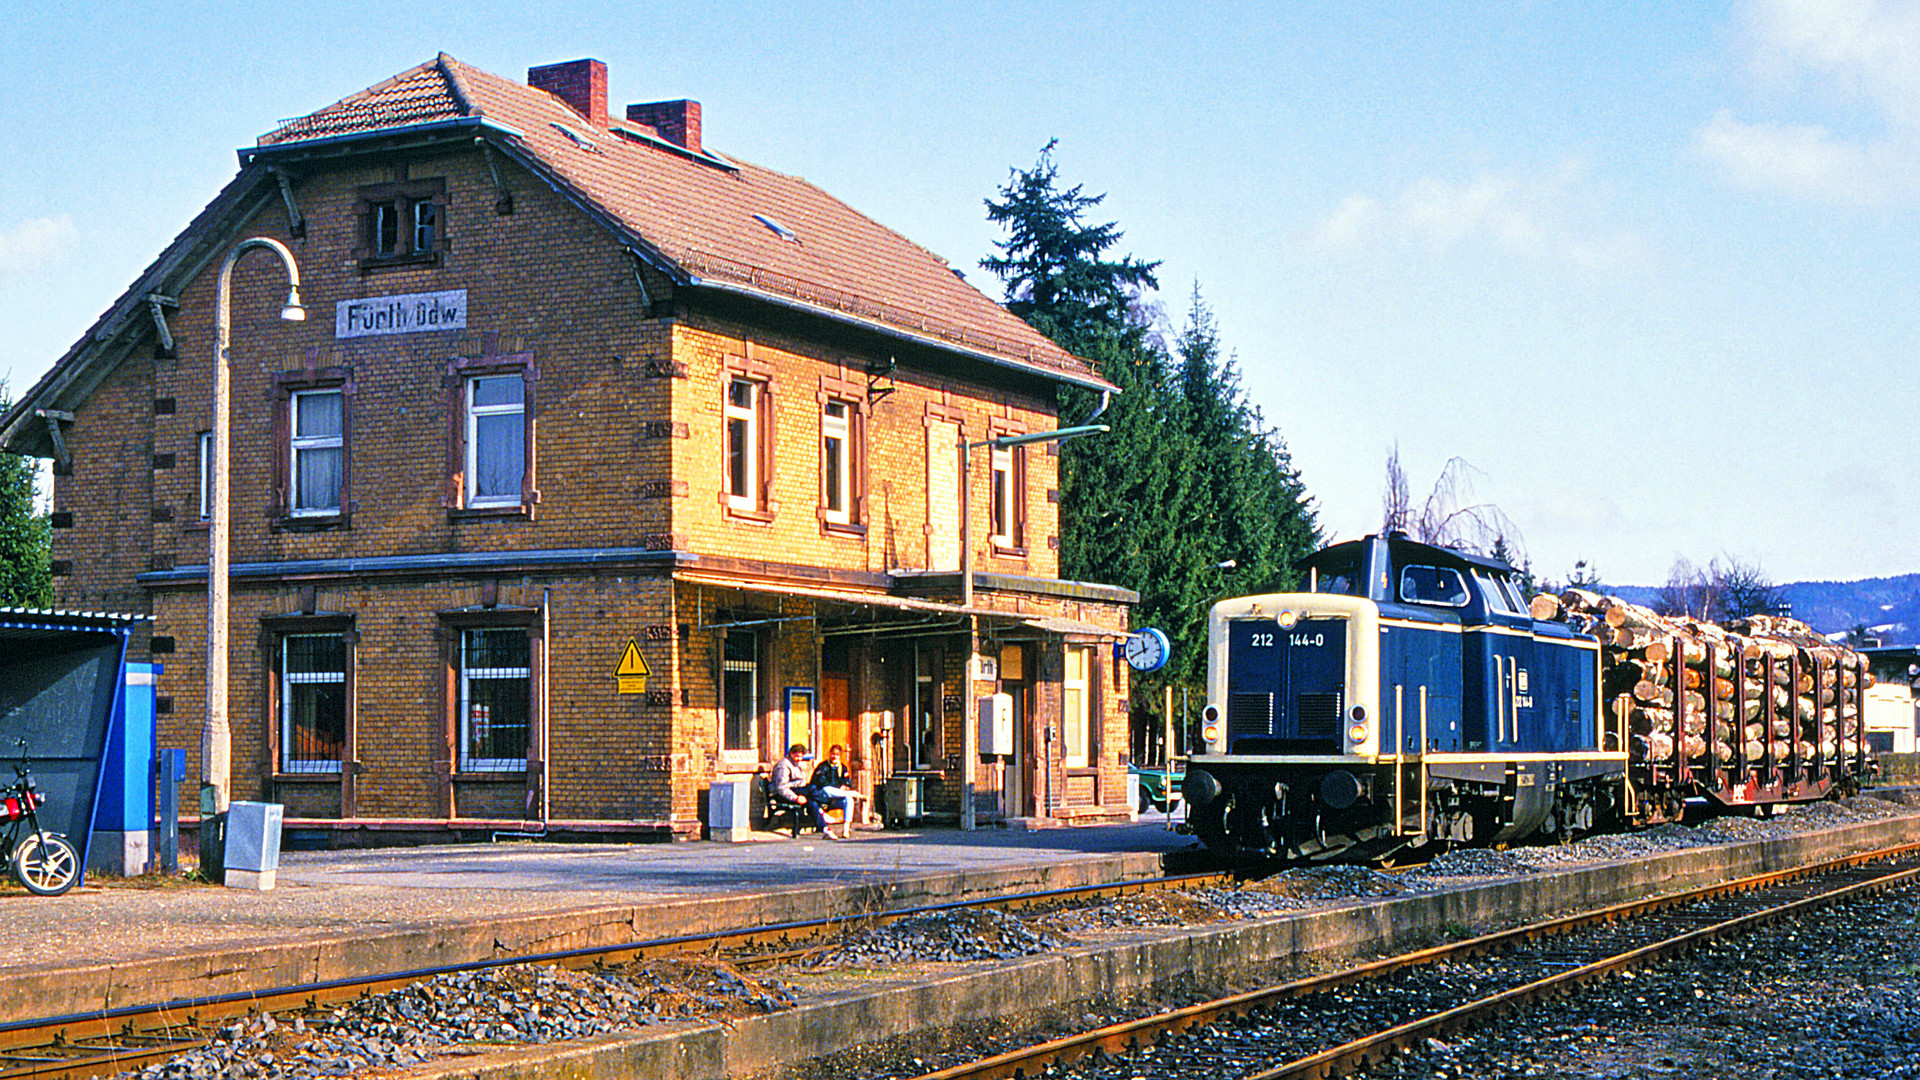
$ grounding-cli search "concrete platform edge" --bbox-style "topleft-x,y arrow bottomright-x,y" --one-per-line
389,814 -> 1920,1080
9,852 -> 1167,1025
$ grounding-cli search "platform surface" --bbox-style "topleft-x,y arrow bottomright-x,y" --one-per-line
0,820 -> 1194,983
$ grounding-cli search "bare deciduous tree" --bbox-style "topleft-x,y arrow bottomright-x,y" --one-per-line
1380,447 -> 1524,562
1381,444 -> 1410,537
1655,554 -> 1783,621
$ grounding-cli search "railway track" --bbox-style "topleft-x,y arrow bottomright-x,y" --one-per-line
908,840 -> 1920,1080
0,870 -> 1229,1080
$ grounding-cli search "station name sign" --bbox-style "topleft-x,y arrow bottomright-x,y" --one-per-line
335,290 -> 468,338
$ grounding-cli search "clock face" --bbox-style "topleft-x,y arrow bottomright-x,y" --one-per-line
1124,628 -> 1171,672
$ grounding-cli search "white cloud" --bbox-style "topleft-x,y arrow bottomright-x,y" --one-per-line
0,216 -> 76,277
1304,161 -> 1640,267
1698,0 -> 1920,201
1694,109 -> 1894,201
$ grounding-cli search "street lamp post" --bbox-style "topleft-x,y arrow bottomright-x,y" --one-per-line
203,237 -> 304,876
956,423 -> 1107,830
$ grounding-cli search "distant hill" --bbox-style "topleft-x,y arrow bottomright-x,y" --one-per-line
1606,574 -> 1920,645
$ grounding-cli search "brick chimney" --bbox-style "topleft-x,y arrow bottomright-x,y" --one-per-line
627,100 -> 702,153
528,59 -> 608,127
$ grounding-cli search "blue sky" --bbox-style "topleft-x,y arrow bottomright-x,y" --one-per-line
2,1 -> 1915,586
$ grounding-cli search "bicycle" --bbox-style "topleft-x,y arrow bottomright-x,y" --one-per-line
2,741 -> 78,896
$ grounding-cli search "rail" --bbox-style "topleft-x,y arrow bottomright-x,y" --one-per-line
0,871 -> 1231,1080
911,839 -> 1920,1080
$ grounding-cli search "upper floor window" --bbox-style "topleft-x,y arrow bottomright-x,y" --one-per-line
990,442 -> 1025,551
725,377 -> 768,514
290,389 -> 344,516
466,375 -> 525,508
358,179 -> 445,271
198,431 -> 213,521
821,400 -> 853,526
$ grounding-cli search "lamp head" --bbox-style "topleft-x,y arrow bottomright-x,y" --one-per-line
279,286 -> 307,322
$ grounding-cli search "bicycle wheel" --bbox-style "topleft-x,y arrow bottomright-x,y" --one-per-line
12,832 -> 78,896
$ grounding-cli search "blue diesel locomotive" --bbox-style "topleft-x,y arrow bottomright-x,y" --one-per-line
1179,533 -> 1868,861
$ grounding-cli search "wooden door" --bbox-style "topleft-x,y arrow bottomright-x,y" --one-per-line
822,674 -> 852,762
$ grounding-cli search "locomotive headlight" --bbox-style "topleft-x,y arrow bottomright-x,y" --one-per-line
1276,610 -> 1299,628
1202,723 -> 1221,744
1348,722 -> 1368,743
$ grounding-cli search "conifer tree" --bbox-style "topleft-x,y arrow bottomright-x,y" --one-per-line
983,149 -> 1318,735
0,389 -> 51,608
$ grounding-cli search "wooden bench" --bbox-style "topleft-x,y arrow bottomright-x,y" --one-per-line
759,776 -> 810,837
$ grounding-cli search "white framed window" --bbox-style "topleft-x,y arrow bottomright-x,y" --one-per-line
821,400 -> 851,525
290,389 -> 344,515
281,634 -> 345,774
459,628 -> 531,772
1062,645 -> 1091,769
198,431 -> 213,521
721,630 -> 758,753
412,200 -> 438,255
990,443 -> 1017,547
466,375 -> 525,507
725,378 -> 761,511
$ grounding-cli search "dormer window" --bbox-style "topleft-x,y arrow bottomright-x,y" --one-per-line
358,179 -> 445,271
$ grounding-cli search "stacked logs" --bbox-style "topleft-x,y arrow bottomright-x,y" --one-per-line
1528,591 -> 1871,769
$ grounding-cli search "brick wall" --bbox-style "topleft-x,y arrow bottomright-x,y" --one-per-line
49,136 -> 1129,834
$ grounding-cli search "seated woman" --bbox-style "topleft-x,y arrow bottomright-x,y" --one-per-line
771,744 -> 827,834
809,744 -> 866,840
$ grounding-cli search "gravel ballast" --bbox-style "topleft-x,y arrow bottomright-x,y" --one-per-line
114,795 -> 1920,1080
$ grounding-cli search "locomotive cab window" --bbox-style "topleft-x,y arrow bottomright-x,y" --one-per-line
1312,554 -> 1363,596
1400,565 -> 1469,607
1475,569 -> 1520,615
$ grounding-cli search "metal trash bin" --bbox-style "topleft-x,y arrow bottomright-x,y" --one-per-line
880,775 -> 923,828
224,801 -> 283,890
707,778 -> 751,843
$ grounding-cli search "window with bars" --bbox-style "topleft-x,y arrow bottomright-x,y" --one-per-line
460,628 -> 530,772
721,629 -> 758,753
281,634 -> 345,774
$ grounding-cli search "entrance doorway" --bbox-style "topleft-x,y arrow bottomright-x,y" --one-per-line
1000,643 -> 1031,817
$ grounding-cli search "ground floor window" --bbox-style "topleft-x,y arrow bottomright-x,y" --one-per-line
460,628 -> 530,772
721,629 -> 758,753
281,634 -> 345,773
912,643 -> 942,770
1062,645 -> 1091,769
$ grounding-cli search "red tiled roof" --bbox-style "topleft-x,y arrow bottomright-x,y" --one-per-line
260,62 -> 465,146
256,55 -> 1105,388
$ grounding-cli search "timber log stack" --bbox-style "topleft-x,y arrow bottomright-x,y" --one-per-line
1528,591 -> 1872,770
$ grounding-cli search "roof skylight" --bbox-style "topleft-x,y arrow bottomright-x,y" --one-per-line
550,122 -> 602,153
753,214 -> 799,243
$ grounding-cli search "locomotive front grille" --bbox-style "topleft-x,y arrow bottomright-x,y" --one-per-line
1229,692 -> 1274,738
1295,692 -> 1342,741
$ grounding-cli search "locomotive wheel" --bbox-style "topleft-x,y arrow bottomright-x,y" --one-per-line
12,833 -> 78,896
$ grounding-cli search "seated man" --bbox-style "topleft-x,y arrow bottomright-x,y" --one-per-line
770,744 -> 829,835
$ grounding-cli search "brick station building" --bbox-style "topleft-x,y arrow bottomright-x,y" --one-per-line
0,55 -> 1138,841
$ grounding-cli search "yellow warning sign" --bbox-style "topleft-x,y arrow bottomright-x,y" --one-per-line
616,639 -> 651,694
